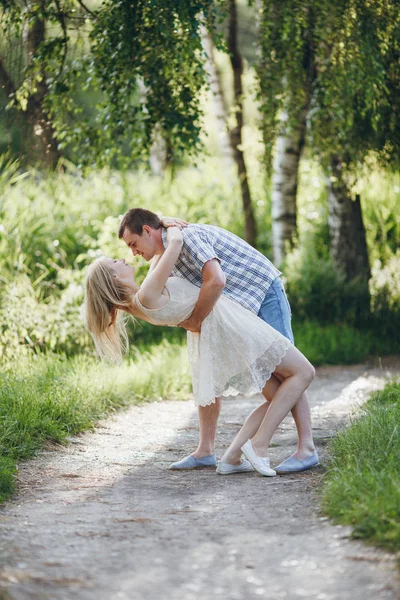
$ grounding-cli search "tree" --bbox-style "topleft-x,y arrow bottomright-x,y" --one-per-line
200,23 -> 235,176
226,0 -> 257,246
0,0 -> 218,168
0,1 -> 74,167
257,2 -> 316,265
258,0 -> 400,294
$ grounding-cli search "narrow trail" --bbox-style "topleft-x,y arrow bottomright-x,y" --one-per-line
0,358 -> 399,600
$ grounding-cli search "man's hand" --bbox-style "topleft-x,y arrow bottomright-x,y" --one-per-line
161,216 -> 188,229
178,316 -> 201,333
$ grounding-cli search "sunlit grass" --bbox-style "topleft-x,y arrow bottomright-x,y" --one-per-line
0,341 -> 191,502
322,381 -> 400,552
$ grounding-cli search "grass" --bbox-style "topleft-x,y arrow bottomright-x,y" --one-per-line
322,381 -> 400,552
294,320 -> 399,366
0,340 -> 191,502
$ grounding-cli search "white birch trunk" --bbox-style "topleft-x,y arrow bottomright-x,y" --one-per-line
271,109 -> 307,266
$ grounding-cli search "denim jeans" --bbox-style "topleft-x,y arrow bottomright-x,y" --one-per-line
257,277 -> 294,344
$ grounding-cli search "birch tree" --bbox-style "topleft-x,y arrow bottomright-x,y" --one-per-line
258,0 -> 400,295
257,2 -> 316,265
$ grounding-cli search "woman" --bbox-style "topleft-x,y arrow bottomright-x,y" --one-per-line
84,227 -> 315,476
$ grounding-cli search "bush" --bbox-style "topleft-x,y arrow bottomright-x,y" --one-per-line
293,320 -> 399,365
284,245 -> 370,325
369,252 -> 400,337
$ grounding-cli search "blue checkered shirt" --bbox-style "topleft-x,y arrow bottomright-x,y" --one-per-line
162,224 -> 281,314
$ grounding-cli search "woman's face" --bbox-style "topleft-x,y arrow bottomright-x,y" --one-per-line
103,258 -> 135,286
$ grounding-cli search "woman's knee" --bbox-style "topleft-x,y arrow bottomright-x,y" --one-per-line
304,362 -> 315,387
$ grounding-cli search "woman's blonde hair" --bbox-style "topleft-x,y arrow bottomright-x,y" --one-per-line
84,258 -> 135,363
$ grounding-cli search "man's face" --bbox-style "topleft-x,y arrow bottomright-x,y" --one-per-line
122,226 -> 158,261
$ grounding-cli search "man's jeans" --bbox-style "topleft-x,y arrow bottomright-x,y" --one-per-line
257,277 -> 294,344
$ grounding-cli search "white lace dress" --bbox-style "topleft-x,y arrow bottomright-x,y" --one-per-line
135,277 -> 291,407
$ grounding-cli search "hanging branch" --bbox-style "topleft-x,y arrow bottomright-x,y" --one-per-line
227,0 -> 257,246
76,0 -> 96,18
53,0 -> 68,76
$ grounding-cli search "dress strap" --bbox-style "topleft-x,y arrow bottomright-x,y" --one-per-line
134,291 -> 148,313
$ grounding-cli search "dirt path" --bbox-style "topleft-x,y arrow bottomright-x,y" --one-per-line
1,358 -> 399,600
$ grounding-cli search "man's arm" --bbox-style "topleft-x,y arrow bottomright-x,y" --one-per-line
178,259 -> 226,333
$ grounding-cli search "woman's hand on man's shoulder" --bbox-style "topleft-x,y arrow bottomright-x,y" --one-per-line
166,226 -> 184,245
161,216 -> 188,229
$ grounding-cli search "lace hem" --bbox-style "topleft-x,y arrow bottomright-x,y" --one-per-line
194,338 -> 291,407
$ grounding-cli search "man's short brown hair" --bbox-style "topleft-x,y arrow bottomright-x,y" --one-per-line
118,208 -> 161,238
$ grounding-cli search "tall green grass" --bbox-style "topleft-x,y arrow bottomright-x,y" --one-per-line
322,381 -> 400,552
294,320 -> 399,366
0,341 -> 191,502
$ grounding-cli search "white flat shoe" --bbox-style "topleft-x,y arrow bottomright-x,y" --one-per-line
216,458 -> 254,475
241,440 -> 276,477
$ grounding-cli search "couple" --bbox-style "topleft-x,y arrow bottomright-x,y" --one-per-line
84,208 -> 319,476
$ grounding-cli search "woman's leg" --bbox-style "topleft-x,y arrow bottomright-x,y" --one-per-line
220,375 -> 281,464
273,372 -> 316,459
250,346 -> 315,457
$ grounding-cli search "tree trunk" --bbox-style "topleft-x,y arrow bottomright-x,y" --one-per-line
23,7 -> 61,169
326,156 -> 371,287
227,0 -> 257,247
149,122 -> 168,176
200,24 -> 234,176
271,107 -> 307,265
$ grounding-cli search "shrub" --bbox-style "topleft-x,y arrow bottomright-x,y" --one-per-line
284,245 -> 370,325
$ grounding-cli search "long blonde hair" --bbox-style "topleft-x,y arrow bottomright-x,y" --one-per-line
84,258 -> 135,363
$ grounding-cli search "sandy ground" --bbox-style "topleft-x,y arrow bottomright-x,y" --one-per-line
0,357 -> 399,600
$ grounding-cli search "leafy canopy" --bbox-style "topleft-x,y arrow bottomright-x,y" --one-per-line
0,0 -> 220,166
258,0 -> 400,173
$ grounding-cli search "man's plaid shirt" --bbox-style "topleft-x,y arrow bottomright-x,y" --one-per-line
162,224 -> 281,314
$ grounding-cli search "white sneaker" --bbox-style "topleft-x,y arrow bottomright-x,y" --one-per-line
241,440 -> 276,477
216,458 -> 255,475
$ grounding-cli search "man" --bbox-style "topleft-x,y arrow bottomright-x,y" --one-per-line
118,208 -> 318,474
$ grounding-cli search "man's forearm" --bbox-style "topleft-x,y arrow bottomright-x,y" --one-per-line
189,280 -> 224,327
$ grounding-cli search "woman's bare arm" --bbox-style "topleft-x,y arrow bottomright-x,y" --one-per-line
138,227 -> 183,306
147,254 -> 162,274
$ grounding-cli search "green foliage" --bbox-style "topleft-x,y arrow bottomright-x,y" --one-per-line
369,252 -> 400,339
0,156 -> 398,364
359,166 -> 400,262
284,244 -> 370,325
258,0 -> 400,174
257,0 -> 315,174
88,0 -> 219,163
0,159 -> 248,361
293,320 -> 399,366
0,0 -> 223,167
322,381 -> 400,551
287,158 -> 400,334
0,344 -> 191,501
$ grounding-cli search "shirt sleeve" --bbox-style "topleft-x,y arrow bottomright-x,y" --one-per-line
182,227 -> 221,272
